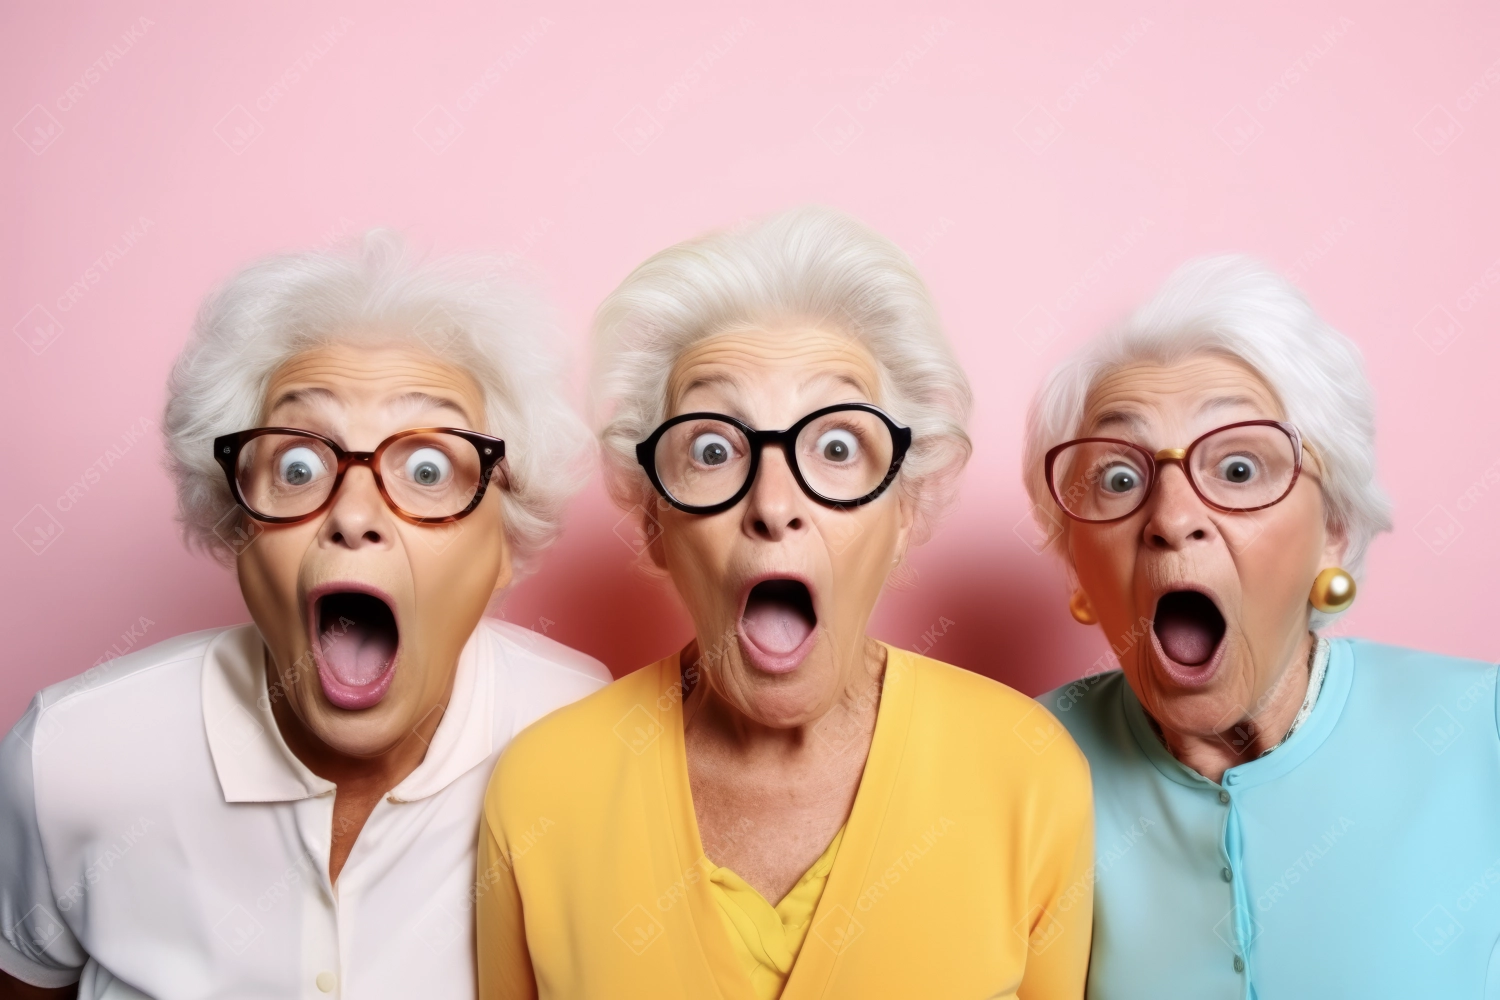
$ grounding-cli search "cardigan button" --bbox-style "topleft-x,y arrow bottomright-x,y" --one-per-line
1221,867 -> 1233,882
1233,955 -> 1245,973
1218,789 -> 1231,804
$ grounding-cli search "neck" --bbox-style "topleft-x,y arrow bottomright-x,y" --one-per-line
1157,631 -> 1316,784
682,636 -> 886,762
267,675 -> 451,798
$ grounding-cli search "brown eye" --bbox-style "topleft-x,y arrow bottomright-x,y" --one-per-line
691,432 -> 733,466
815,429 -> 858,462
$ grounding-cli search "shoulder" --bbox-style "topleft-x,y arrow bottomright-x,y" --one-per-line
479,618 -> 611,722
4,626 -> 243,816
1038,669 -> 1128,745
899,646 -> 1050,724
1341,636 -> 1495,675
482,618 -> 612,684
32,625 -> 235,719
1339,637 -> 1498,730
895,647 -> 1092,791
487,660 -> 664,811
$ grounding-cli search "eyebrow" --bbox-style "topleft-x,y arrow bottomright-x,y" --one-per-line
1197,394 -> 1263,415
1091,410 -> 1143,432
267,387 -> 476,424
676,370 -> 873,423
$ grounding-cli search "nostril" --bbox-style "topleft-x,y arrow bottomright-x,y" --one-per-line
787,517 -> 801,530
363,530 -> 381,543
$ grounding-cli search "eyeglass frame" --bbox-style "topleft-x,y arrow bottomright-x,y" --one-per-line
635,402 -> 914,516
213,426 -> 507,525
1043,419 -> 1305,524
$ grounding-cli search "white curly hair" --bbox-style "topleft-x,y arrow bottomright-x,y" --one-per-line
163,229 -> 591,576
1022,254 -> 1393,629
592,206 -> 972,543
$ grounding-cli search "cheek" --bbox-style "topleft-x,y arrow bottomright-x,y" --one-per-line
827,508 -> 898,602
237,526 -> 315,609
661,517 -> 737,613
1070,525 -> 1138,607
402,511 -> 506,599
1226,502 -> 1324,620
236,524 -> 319,650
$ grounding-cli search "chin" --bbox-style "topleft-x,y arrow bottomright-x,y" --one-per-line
301,695 -> 417,758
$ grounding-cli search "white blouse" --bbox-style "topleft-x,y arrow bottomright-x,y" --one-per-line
0,618 -> 608,999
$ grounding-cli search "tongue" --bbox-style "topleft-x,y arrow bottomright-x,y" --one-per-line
319,600 -> 396,687
1156,617 -> 1217,666
740,598 -> 815,655
1154,593 -> 1222,666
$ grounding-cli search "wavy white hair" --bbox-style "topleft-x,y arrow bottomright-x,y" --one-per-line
164,229 -> 591,576
592,206 -> 972,542
1022,254 -> 1393,629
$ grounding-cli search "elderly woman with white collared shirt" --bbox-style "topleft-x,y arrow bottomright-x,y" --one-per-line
1031,255 -> 1500,999
0,232 -> 610,999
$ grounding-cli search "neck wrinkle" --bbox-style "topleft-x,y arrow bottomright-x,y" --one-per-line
1152,631 -> 1318,784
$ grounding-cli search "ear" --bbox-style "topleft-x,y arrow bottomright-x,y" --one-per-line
1319,518 -> 1350,573
490,529 -> 515,595
643,503 -> 669,572
892,492 -> 918,565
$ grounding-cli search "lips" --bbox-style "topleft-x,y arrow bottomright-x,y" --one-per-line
308,585 -> 400,710
737,578 -> 819,674
1149,589 -> 1227,688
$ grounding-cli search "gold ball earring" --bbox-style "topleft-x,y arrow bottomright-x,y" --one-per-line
1068,590 -> 1098,625
1309,567 -> 1356,614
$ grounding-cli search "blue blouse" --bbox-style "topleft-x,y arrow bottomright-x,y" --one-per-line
1041,638 -> 1500,999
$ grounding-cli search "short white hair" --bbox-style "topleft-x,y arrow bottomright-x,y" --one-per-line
164,229 -> 591,575
1022,254 -> 1393,628
592,206 -> 972,542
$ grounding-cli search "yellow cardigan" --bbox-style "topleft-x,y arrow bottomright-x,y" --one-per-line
477,644 -> 1094,1000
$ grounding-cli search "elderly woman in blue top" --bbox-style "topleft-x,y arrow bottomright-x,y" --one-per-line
1029,255 -> 1500,999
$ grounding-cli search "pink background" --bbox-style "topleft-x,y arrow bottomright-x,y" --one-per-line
4,1 -> 1498,730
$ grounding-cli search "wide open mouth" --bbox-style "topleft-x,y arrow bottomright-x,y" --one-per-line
1151,590 -> 1227,668
312,590 -> 400,710
737,579 -> 819,674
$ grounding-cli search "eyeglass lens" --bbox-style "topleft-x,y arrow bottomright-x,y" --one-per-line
652,409 -> 896,508
234,431 -> 484,520
1049,423 -> 1297,521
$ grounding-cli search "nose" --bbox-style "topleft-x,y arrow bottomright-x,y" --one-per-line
319,463 -> 394,550
742,444 -> 808,542
1140,461 -> 1218,550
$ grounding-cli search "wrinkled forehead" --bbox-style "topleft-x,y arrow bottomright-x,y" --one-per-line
666,325 -> 884,421
261,342 -> 486,436
1080,353 -> 1284,440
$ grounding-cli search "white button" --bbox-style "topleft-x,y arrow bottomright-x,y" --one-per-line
315,971 -> 337,992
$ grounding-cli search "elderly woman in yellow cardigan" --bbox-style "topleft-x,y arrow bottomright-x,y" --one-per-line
475,207 -> 1095,1000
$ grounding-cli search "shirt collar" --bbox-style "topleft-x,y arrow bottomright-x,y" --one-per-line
202,622 -> 498,804
1121,637 -> 1354,790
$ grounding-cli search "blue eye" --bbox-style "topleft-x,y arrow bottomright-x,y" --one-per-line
1101,464 -> 1141,494
405,447 -> 452,486
278,447 -> 326,487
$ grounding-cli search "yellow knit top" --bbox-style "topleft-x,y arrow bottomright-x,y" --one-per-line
477,644 -> 1094,999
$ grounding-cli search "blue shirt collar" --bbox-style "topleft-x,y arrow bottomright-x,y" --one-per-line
1120,637 -> 1355,790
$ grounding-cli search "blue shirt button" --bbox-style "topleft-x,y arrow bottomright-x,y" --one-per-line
1221,867 -> 1233,882
1234,955 -> 1245,973
1218,789 -> 1231,804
